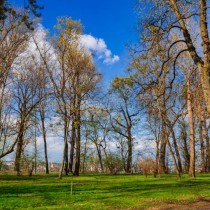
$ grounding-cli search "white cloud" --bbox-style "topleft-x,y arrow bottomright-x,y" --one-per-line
80,34 -> 120,65
36,135 -> 63,162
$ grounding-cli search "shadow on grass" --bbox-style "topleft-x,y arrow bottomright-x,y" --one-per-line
1,173 -> 210,209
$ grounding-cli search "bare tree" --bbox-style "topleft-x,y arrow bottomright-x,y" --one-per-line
12,55 -> 46,175
0,11 -> 29,159
109,77 -> 140,173
136,0 -> 210,113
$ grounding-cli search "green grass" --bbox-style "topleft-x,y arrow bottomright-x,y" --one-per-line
0,173 -> 210,209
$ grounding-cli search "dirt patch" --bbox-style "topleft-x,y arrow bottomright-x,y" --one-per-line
149,198 -> 210,210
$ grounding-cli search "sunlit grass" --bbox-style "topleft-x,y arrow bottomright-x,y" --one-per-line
0,173 -> 210,209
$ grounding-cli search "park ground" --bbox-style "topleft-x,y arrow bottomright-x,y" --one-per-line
0,173 -> 210,209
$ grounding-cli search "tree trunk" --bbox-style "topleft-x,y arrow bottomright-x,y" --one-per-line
69,119 -> 75,173
171,128 -> 182,173
40,107 -> 49,174
81,133 -> 88,173
64,116 -> 69,175
199,0 -> 210,114
199,65 -> 210,114
159,123 -> 167,174
155,140 -> 159,176
159,141 -> 167,174
187,80 -> 195,177
64,139 -> 68,175
69,94 -> 76,173
126,128 -> 132,173
199,120 -> 206,172
59,115 -> 69,179
34,126 -> 37,174
168,140 -> 181,177
204,120 -> 210,172
73,124 -> 80,176
95,142 -> 104,173
73,95 -> 81,176
170,0 -> 210,114
183,136 -> 190,173
14,123 -> 25,176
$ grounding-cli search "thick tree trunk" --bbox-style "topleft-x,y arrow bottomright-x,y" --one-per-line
187,80 -> 195,177
14,123 -> 25,176
159,123 -> 167,174
159,141 -> 167,174
73,124 -> 80,176
203,120 -> 210,172
73,95 -> 81,176
170,0 -> 210,114
126,128 -> 132,173
199,120 -> 206,172
69,94 -> 76,173
199,0 -> 210,114
180,121 -> 190,172
198,66 -> 210,114
183,134 -> 190,173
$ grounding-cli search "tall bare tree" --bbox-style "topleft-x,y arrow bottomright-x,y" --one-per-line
109,77 -> 140,173
137,0 -> 210,113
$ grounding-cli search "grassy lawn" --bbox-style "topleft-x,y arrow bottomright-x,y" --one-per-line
0,173 -> 210,209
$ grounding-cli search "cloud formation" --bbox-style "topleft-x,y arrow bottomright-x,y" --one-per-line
80,34 -> 120,65
18,25 -> 119,66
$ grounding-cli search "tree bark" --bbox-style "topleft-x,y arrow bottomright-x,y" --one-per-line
126,127 -> 132,173
40,106 -> 49,174
170,0 -> 210,114
95,142 -> 104,173
155,140 -> 159,176
203,120 -> 210,172
59,114 -> 69,179
159,122 -> 167,174
69,94 -> 76,173
181,122 -> 190,173
199,0 -> 210,114
81,132 -> 88,173
198,120 -> 206,172
171,128 -> 182,173
168,140 -> 181,177
73,94 -> 81,176
187,79 -> 195,177
14,122 -> 25,176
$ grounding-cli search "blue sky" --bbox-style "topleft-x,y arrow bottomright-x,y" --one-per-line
6,0 -> 140,162
11,0 -> 138,85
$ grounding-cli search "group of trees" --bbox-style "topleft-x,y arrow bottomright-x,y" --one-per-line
0,0 -> 210,178
0,2 -> 140,177
0,4 -> 101,177
129,0 -> 210,177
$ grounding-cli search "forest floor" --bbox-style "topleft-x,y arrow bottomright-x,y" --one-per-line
0,173 -> 210,209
